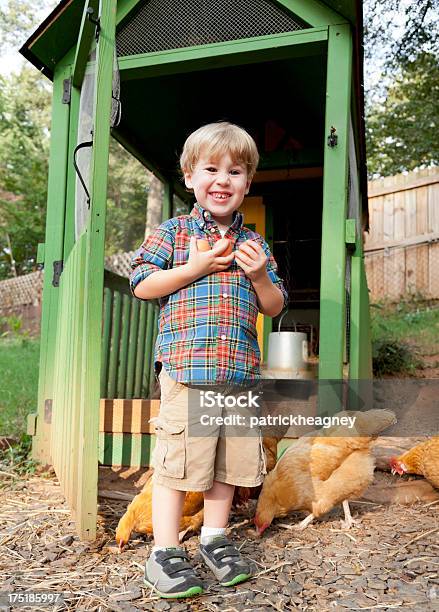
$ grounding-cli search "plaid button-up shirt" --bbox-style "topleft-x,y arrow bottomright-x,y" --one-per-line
130,202 -> 288,384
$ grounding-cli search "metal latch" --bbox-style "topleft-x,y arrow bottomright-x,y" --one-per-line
52,260 -> 64,287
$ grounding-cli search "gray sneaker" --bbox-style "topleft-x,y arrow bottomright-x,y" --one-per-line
199,535 -> 253,586
144,547 -> 204,599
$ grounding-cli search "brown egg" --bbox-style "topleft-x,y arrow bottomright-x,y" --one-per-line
197,239 -> 211,251
215,238 -> 233,256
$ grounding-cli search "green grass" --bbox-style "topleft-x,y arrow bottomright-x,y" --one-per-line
370,297 -> 439,376
0,336 -> 40,438
371,298 -> 439,352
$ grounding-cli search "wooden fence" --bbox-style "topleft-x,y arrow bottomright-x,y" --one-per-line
364,168 -> 439,301
101,270 -> 159,400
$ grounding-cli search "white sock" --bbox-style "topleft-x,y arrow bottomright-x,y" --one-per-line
152,545 -> 175,554
200,526 -> 226,545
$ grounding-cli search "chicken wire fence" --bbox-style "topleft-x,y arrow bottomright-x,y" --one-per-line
116,0 -> 307,56
365,240 -> 439,303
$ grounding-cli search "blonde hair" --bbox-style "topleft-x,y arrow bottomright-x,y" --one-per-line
180,121 -> 259,179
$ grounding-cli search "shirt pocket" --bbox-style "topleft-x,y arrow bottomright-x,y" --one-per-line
152,418 -> 186,479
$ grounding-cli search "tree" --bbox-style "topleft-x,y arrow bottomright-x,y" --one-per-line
0,68 -> 51,279
144,175 -> 163,240
364,0 -> 439,176
365,52 -> 439,177
105,139 -> 151,255
0,0 -> 57,55
364,0 -> 439,73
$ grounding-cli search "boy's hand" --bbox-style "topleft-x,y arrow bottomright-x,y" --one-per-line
186,237 -> 234,279
235,240 -> 268,282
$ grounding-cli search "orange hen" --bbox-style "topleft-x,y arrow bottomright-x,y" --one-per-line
390,437 -> 439,489
116,478 -> 204,551
116,436 -> 280,550
254,409 -> 396,535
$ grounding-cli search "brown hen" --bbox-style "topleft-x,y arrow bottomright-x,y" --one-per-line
390,437 -> 439,489
116,436 -> 280,550
254,409 -> 396,535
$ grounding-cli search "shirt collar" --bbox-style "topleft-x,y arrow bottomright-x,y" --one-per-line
190,201 -> 243,234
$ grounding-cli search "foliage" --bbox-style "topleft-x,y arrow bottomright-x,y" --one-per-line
372,338 -> 420,377
0,433 -> 38,482
364,0 -> 439,176
0,314 -> 26,337
370,297 -> 439,375
0,67 -> 51,279
0,74 -> 150,278
366,53 -> 439,177
364,0 -> 439,73
0,0 -> 57,55
105,139 -> 151,255
0,335 -> 40,438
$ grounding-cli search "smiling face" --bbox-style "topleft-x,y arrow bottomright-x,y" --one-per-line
184,152 -> 251,228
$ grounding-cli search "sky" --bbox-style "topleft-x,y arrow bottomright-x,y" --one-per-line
0,0 -> 430,93
0,0 -> 56,75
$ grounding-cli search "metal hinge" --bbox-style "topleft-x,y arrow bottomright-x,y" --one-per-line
52,260 -> 64,287
44,399 -> 52,424
62,78 -> 72,104
87,6 -> 101,42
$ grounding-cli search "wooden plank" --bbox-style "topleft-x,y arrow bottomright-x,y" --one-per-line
33,65 -> 71,464
368,173 -> 439,198
394,188 -> 405,240
99,398 -> 160,433
348,255 -> 372,378
63,84 -> 81,259
107,291 -> 122,399
116,0 -> 143,26
126,298 -> 139,398
428,183 -> 439,233
364,232 -> 439,253
98,432 -> 156,467
318,24 -> 352,380
405,245 -> 417,295
274,0 -> 346,26
385,248 -> 405,300
404,188 -> 417,239
367,252 -> 384,303
100,288 -> 112,398
149,307 -> 159,396
429,244 -> 439,298
68,236 -> 86,514
134,301 -> 147,397
142,302 -> 154,397
382,191 -> 394,242
76,0 -> 117,542
72,0 -> 99,88
416,186 -> 428,235
117,295 -> 131,398
364,195 -> 383,248
118,29 -> 328,81
416,245 -> 429,295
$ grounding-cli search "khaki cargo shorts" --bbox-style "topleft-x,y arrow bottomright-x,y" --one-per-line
151,367 -> 267,491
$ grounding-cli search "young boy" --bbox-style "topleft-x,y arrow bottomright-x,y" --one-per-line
130,122 -> 287,598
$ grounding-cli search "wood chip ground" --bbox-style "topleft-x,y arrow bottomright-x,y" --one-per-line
1,470 -> 438,611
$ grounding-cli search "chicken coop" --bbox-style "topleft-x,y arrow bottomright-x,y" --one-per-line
21,0 -> 372,539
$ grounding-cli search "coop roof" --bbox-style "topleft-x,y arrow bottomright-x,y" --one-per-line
20,0 -> 363,79
19,0 -> 367,216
